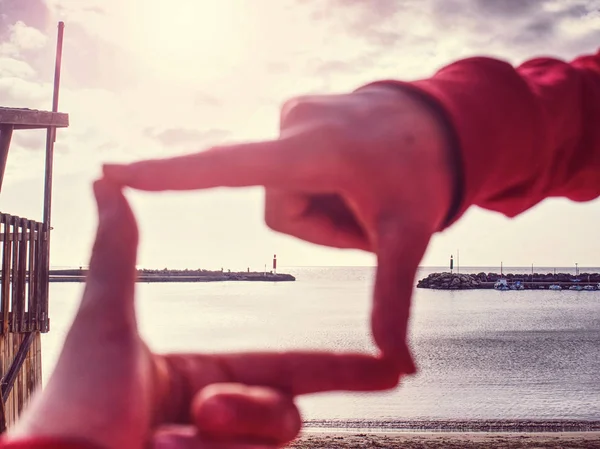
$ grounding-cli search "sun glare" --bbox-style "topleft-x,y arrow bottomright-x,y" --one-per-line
127,1 -> 248,80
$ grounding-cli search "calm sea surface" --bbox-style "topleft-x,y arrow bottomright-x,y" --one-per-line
43,266 -> 600,423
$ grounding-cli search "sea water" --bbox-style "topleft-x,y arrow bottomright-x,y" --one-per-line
42,266 -> 600,425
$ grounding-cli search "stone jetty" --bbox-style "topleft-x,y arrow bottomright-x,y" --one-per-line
48,268 -> 295,283
417,272 -> 600,290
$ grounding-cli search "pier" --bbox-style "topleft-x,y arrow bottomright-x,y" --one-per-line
417,272 -> 600,290
0,23 -> 67,430
48,268 -> 295,283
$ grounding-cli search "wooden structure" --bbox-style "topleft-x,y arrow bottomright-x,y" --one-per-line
0,23 -> 67,431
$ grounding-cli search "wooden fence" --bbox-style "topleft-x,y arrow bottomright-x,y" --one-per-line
0,213 -> 49,431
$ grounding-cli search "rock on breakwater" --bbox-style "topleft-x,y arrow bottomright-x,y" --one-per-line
417,272 -> 600,290
417,272 -> 482,289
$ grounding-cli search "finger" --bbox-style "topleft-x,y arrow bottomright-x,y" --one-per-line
153,352 -> 399,424
265,190 -> 371,251
103,133 -> 328,192
77,179 -> 138,327
151,426 -> 275,449
192,384 -> 300,445
371,218 -> 432,372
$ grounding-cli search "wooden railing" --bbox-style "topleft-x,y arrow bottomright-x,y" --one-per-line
0,213 -> 49,334
0,213 -> 47,430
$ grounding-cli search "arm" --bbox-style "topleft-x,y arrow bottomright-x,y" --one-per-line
100,48 -> 600,364
366,48 -> 600,225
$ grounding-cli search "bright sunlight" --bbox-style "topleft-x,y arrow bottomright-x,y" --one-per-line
125,0 -> 249,81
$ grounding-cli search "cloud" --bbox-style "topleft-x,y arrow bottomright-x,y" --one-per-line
0,77 -> 51,107
0,56 -> 36,77
194,92 -> 221,107
0,0 -> 50,34
0,21 -> 48,57
12,130 -> 47,151
144,127 -> 231,147
430,0 -> 599,50
303,0 -> 410,46
299,0 -> 600,86
9,20 -> 47,50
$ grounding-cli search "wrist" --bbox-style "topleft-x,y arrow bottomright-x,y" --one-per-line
356,82 -> 461,230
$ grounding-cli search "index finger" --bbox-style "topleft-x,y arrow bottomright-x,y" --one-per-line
103,133 -> 328,192
371,219 -> 431,372
153,352 -> 399,424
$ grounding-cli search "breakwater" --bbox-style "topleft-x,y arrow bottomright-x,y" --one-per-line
49,269 -> 295,283
417,272 -> 600,290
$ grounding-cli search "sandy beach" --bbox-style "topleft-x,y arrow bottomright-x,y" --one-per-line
289,431 -> 600,448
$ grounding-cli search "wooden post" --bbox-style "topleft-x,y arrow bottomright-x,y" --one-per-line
40,22 -> 65,330
0,126 -> 13,193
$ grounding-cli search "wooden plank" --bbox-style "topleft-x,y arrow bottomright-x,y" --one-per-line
0,108 -> 68,129
9,221 -> 18,334
34,223 -> 44,332
9,334 -> 17,425
15,219 -> 27,333
39,227 -> 49,333
0,384 -> 5,432
0,334 -> 4,432
33,333 -> 41,392
0,334 -> 6,433
0,219 -> 5,432
0,125 -> 13,193
1,216 -> 11,336
26,222 -> 35,333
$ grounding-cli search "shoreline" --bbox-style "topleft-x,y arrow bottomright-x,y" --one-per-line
302,419 -> 600,433
290,431 -> 600,449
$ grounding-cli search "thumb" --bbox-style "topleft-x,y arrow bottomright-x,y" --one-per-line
76,179 -> 139,329
371,218 -> 431,374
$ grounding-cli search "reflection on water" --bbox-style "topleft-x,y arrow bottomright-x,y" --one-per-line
43,267 -> 600,421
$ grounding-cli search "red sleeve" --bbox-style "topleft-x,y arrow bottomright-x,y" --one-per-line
0,438 -> 102,449
365,48 -> 600,227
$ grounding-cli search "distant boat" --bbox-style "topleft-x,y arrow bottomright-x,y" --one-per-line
549,284 -> 562,291
494,279 -> 510,291
569,285 -> 583,291
583,285 -> 595,291
510,281 -> 525,290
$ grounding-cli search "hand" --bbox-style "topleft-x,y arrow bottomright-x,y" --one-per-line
103,86 -> 455,370
6,180 -> 398,449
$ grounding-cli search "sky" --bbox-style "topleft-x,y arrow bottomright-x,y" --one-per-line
0,0 -> 599,270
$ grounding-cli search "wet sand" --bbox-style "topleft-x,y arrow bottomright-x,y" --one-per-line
289,431 -> 600,448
